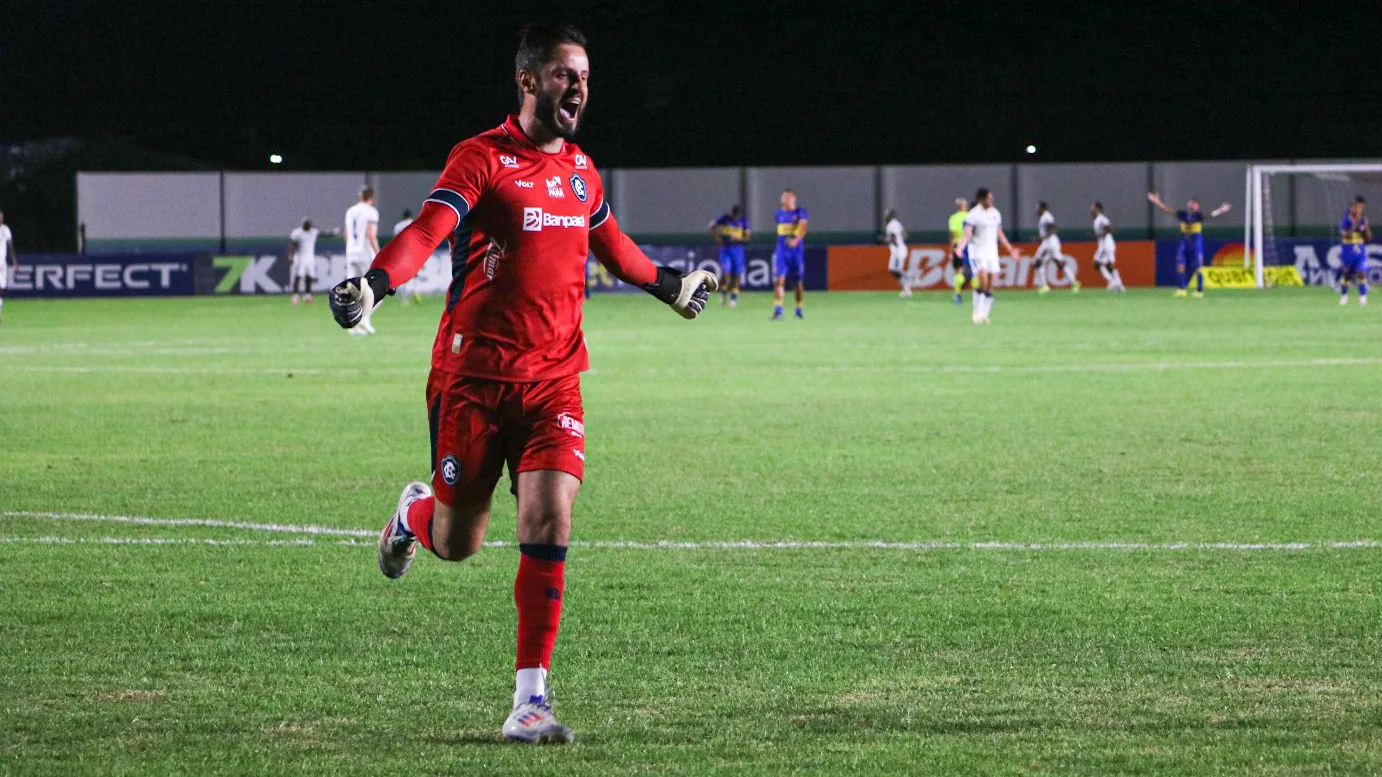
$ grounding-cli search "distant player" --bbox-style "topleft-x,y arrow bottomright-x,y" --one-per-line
1032,203 -> 1079,294
0,211 -> 13,325
328,22 -> 715,744
708,205 -> 749,306
1337,196 -> 1370,306
287,218 -> 338,305
344,187 -> 381,333
954,188 -> 1020,324
393,210 -> 423,305
1090,202 -> 1125,292
948,198 -> 973,305
772,189 -> 808,319
1148,192 -> 1230,298
882,209 -> 911,297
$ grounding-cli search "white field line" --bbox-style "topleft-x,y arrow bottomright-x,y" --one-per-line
3,357 -> 1380,378
2,511 -> 1378,552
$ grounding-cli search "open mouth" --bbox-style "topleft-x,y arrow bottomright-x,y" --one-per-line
558,98 -> 581,123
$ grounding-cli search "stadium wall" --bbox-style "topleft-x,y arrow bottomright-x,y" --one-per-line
13,239 -> 1375,299
76,159 -> 1381,253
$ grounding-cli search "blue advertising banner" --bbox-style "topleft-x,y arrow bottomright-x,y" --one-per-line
1155,238 -> 1381,287
6,253 -> 199,297
586,245 -> 828,293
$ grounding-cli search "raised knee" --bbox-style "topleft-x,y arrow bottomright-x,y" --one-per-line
433,535 -> 483,562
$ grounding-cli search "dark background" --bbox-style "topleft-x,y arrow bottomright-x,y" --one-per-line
2,0 -> 1378,248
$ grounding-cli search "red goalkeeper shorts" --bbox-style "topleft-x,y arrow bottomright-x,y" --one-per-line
426,369 -> 586,507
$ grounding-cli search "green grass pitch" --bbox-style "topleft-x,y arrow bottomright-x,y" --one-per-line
1,288 -> 1379,775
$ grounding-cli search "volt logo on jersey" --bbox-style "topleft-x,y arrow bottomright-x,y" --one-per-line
522,207 -> 586,232
514,180 -> 534,189
569,173 -> 587,203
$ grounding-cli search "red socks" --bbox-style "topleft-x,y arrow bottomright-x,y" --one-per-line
514,544 -> 567,671
406,496 -> 436,552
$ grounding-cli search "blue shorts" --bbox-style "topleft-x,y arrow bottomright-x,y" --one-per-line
774,246 -> 804,280
719,245 -> 745,275
1340,246 -> 1368,275
1176,237 -> 1204,267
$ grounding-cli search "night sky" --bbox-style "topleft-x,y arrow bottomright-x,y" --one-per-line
5,0 -> 1380,170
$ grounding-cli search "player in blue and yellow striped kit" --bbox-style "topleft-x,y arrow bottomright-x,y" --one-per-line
709,205 -> 750,307
772,189 -> 809,319
1148,192 -> 1231,297
1338,196 -> 1371,306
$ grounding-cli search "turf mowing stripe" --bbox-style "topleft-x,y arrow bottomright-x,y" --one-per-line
3,513 -> 1379,552
4,357 -> 1379,377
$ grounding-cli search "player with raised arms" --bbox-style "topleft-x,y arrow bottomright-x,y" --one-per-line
1148,192 -> 1230,298
344,187 -> 381,332
328,22 -> 715,745
288,218 -> 339,305
1091,202 -> 1125,292
1337,196 -> 1370,306
771,189 -> 808,319
1032,202 -> 1079,294
948,198 -> 973,305
954,188 -> 1020,324
708,204 -> 749,307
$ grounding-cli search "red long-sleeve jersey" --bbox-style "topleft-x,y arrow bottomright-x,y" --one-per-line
371,114 -> 657,381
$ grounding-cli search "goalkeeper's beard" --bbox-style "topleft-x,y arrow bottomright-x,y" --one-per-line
536,91 -> 580,140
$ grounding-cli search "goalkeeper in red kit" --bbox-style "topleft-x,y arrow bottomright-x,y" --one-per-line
328,23 -> 716,744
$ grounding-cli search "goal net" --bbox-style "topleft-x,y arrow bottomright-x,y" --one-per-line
1246,164 -> 1382,288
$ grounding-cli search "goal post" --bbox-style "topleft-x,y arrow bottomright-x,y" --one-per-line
1245,163 -> 1382,289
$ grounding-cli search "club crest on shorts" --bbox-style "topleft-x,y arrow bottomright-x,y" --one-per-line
440,454 -> 459,486
569,173 -> 587,203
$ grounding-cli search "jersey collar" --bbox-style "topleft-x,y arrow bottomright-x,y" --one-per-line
502,114 -> 566,156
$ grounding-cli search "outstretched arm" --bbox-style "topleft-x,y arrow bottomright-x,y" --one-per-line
591,208 -> 716,319
1147,192 -> 1175,214
332,201 -> 456,329
1208,203 -> 1232,219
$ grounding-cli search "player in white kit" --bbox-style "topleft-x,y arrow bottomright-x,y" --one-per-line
1032,203 -> 1079,294
1090,202 -> 1126,292
883,209 -> 911,297
344,187 -> 381,334
0,212 -> 14,325
288,218 -> 339,305
954,188 -> 1020,324
392,210 -> 423,305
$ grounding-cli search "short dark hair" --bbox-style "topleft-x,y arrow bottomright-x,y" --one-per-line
360,186 -> 374,201
1038,201 -> 1048,210
1356,195 -> 1367,204
516,23 -> 587,76
402,209 -> 413,218
1093,201 -> 1103,210
730,205 -> 742,217
975,187 -> 991,203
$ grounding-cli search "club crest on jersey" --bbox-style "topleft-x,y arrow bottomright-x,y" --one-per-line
440,455 -> 459,486
499,154 -> 519,168
545,176 -> 565,199
574,154 -> 588,170
569,173 -> 587,203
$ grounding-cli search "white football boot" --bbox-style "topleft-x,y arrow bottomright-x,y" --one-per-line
377,481 -> 431,579
503,696 -> 574,744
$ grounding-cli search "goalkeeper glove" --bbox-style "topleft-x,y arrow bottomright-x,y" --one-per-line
329,268 -> 392,329
641,265 -> 718,319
